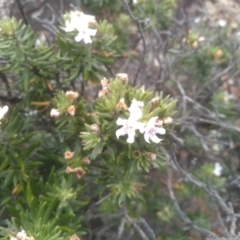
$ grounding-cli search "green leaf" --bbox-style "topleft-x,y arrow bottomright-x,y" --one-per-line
91,142 -> 104,159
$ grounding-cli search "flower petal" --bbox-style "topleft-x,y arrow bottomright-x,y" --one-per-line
87,28 -> 97,37
156,127 -> 166,135
129,107 -> 142,121
146,116 -> 158,128
0,105 -> 8,120
134,121 -> 145,133
64,21 -> 75,32
144,132 -> 150,143
128,99 -> 144,120
83,34 -> 92,44
150,135 -> 162,143
75,32 -> 84,42
131,99 -> 144,108
127,130 -> 135,143
116,128 -> 125,139
116,118 -> 126,126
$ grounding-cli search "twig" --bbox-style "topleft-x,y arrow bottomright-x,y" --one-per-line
15,0 -> 29,25
117,217 -> 126,240
167,150 -> 217,238
122,0 -> 147,86
125,214 -> 149,240
140,217 -> 157,240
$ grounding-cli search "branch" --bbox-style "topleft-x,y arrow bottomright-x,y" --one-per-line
15,0 -> 29,25
122,0 -> 147,86
167,152 -> 217,238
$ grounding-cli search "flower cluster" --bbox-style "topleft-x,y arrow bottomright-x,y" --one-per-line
116,99 -> 171,144
50,91 -> 78,118
10,230 -> 34,240
64,11 -> 97,44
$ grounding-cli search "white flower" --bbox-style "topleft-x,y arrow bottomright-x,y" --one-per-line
50,108 -> 60,118
24,110 -> 38,117
0,105 -> 8,120
75,28 -> 97,44
133,0 -> 138,4
218,19 -> 226,27
65,91 -> 79,100
10,237 -> 17,240
213,162 -> 222,176
144,117 -> 166,143
64,11 -> 97,44
128,99 -> 144,121
16,230 -> 27,240
116,117 -> 145,144
194,17 -> 201,24
64,11 -> 79,32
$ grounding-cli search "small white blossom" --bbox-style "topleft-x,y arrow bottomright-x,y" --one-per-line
213,162 -> 222,177
0,105 -> 8,120
50,108 -> 60,118
116,117 -> 145,144
218,19 -> 226,27
16,230 -> 27,240
144,117 -> 166,143
75,28 -> 97,44
128,99 -> 144,121
194,17 -> 201,23
10,237 -> 17,240
24,110 -> 38,117
64,11 -> 79,32
64,11 -> 97,44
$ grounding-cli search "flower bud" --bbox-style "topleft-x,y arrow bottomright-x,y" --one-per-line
150,97 -> 159,107
68,105 -> 76,116
155,119 -> 163,127
98,89 -> 108,98
116,98 -> 128,110
66,166 -> 86,179
198,36 -> 205,42
66,166 -> 73,174
16,230 -> 28,240
91,124 -> 100,132
214,49 -> 223,60
163,117 -> 173,125
64,151 -> 74,160
116,73 -> 128,82
70,234 -> 81,240
83,157 -> 91,165
192,40 -> 198,48
133,182 -> 141,193
147,152 -> 157,161
101,77 -> 109,89
50,108 -> 60,118
65,91 -> 79,101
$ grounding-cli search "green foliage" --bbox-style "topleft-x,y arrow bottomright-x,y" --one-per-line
1,0 -> 239,239
134,0 -> 177,29
0,4 -> 178,237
